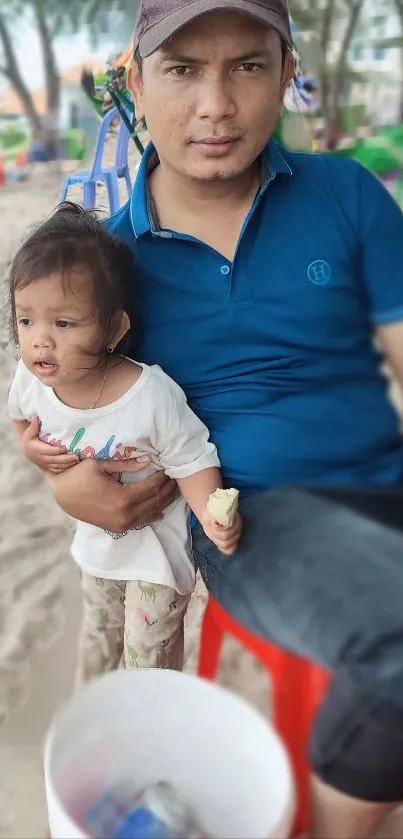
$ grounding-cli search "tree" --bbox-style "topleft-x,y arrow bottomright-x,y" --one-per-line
289,0 -> 365,146
325,0 -> 365,146
376,0 -> 403,122
33,0 -> 61,138
0,0 -> 85,142
0,8 -> 43,139
0,0 -> 135,144
84,0 -> 140,48
392,0 -> 403,122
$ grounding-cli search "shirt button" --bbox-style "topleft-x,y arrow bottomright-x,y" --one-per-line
220,264 -> 230,275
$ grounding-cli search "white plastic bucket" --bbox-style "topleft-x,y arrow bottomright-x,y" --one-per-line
44,669 -> 294,839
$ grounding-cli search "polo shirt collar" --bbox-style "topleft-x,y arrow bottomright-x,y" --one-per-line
267,140 -> 294,177
130,138 -> 293,238
130,142 -> 154,237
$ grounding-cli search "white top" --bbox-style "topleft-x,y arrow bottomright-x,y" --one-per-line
8,359 -> 220,593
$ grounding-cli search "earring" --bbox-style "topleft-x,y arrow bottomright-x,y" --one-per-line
107,346 -> 113,354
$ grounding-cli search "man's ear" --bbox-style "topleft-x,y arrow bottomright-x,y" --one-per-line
128,63 -> 144,119
109,311 -> 131,351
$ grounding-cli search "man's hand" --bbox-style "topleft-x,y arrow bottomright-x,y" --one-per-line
47,457 -> 178,532
21,417 -> 79,474
201,510 -> 243,556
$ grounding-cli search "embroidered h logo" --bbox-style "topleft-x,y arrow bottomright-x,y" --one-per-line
308,260 -> 331,285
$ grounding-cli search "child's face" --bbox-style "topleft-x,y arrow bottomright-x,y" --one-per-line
15,270 -> 105,388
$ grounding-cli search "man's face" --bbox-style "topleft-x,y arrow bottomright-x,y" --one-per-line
130,11 -> 294,183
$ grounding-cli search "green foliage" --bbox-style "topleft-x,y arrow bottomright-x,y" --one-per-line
375,36 -> 403,49
288,0 -> 351,33
80,0 -> 140,46
339,103 -> 366,131
93,73 -> 109,87
322,64 -> 365,82
0,123 -> 27,149
0,0 -> 140,42
60,128 -> 86,160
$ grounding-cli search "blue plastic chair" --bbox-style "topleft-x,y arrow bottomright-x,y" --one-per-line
60,108 -> 131,215
115,110 -> 132,198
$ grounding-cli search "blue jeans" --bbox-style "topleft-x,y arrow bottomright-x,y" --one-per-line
192,487 -> 403,802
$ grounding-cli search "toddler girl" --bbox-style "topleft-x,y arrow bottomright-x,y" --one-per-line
8,202 -> 242,680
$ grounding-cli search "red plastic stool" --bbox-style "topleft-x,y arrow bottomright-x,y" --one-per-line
197,597 -> 329,837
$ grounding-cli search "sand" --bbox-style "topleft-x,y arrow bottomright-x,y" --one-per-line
0,147 -> 402,838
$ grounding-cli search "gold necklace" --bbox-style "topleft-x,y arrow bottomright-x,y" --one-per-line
89,355 -> 110,410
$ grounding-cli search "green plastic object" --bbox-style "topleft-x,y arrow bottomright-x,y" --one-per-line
112,87 -> 135,114
329,126 -> 403,175
60,129 -> 86,161
84,92 -> 104,117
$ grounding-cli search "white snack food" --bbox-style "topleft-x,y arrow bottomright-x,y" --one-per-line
207,488 -> 239,527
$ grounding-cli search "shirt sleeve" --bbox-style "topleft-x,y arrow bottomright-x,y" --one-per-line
150,369 -> 220,479
8,359 -> 32,421
357,163 -> 403,325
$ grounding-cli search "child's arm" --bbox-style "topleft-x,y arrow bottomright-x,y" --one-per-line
177,466 -> 222,522
11,417 -> 79,474
11,419 -> 30,443
177,468 -> 242,557
152,370 -> 243,555
8,360 -> 78,474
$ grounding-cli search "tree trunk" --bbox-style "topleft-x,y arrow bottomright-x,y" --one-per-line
394,0 -> 403,122
399,48 -> 403,123
32,0 -> 60,148
0,12 -> 43,139
326,0 -> 364,148
319,0 -> 335,146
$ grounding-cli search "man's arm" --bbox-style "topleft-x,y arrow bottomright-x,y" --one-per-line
354,161 -> 403,330
376,322 -> 403,401
47,458 -> 177,532
351,162 -> 403,400
9,407 -> 176,526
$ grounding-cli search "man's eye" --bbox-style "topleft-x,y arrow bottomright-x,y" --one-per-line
18,317 -> 32,327
237,63 -> 261,72
169,65 -> 192,76
56,319 -> 74,329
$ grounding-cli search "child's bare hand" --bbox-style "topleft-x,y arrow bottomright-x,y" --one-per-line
201,510 -> 243,556
21,417 -> 79,474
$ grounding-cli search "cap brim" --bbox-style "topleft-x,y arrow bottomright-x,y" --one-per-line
137,0 -> 292,58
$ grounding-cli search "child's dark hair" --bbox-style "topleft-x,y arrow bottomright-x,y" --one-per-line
9,201 -> 135,356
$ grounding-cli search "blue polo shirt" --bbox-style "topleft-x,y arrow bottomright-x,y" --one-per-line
107,140 -> 403,493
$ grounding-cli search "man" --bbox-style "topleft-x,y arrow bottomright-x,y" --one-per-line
26,0 -> 403,836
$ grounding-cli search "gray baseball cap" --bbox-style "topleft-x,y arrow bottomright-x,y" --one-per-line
135,0 -> 293,58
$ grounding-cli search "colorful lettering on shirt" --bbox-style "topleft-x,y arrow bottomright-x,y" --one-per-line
114,445 -> 139,460
69,428 -> 86,454
39,425 -> 138,462
94,436 -> 116,460
80,446 -> 96,459
39,432 -> 65,449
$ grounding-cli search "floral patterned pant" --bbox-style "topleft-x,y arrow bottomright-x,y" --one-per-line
77,574 -> 191,681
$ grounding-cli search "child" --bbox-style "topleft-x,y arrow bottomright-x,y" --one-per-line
8,202 -> 242,680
